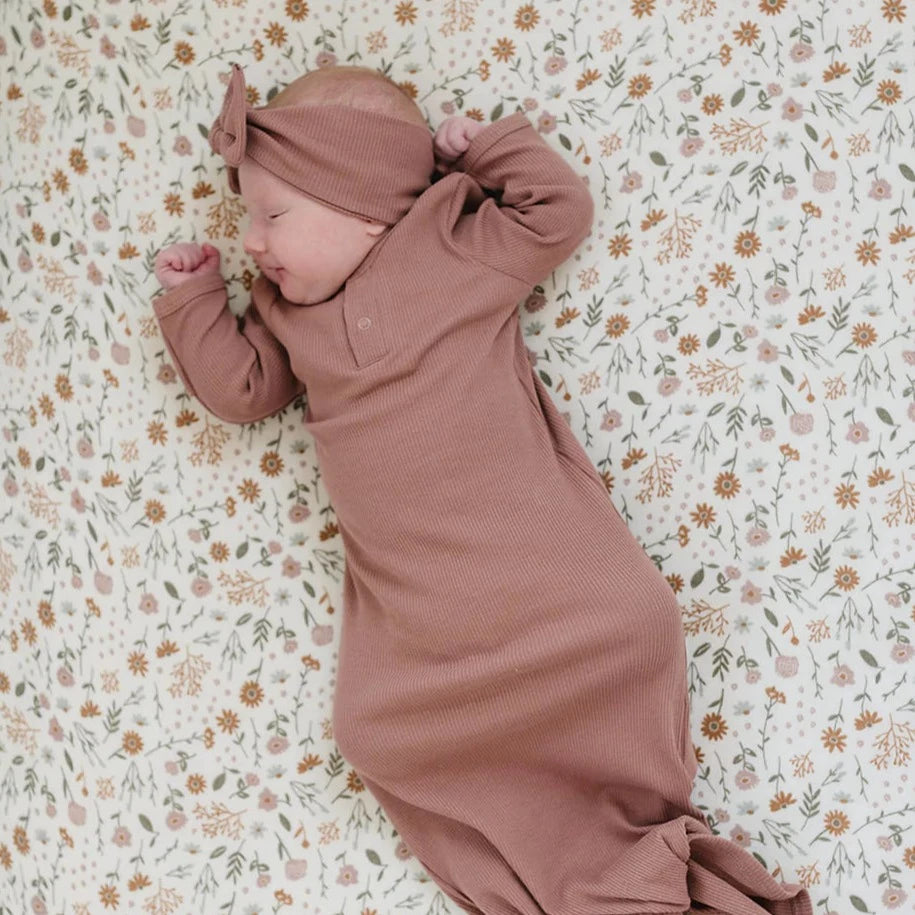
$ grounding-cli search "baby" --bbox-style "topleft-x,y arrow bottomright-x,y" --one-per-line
152,64 -> 812,915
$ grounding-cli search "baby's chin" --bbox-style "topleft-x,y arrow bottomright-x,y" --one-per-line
277,274 -> 344,306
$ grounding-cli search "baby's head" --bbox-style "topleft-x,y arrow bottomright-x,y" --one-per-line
213,65 -> 432,306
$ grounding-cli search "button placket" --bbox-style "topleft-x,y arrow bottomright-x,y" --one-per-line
343,288 -> 388,367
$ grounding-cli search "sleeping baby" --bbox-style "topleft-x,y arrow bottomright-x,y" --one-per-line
151,63 -> 812,915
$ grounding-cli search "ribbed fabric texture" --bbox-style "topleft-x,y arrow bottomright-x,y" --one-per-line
152,112 -> 812,915
208,63 -> 434,224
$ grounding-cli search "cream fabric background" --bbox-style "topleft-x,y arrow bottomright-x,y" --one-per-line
1,1 -> 913,913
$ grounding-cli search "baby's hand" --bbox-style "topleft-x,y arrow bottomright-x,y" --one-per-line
154,242 -> 221,290
433,116 -> 487,174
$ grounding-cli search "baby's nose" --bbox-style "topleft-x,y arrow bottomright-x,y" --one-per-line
243,229 -> 264,255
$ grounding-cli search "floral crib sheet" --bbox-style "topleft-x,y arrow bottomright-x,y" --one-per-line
1,0 -> 914,913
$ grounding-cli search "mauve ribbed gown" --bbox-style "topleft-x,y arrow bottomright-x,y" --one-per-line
152,112 -> 812,915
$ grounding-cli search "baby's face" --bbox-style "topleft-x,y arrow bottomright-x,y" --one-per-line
238,157 -> 388,306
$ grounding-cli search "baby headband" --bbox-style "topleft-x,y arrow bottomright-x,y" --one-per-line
209,63 -> 435,225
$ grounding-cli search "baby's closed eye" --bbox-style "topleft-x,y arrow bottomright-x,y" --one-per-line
270,212 -> 287,220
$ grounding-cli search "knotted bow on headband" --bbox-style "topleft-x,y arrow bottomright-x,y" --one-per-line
209,63 -> 435,225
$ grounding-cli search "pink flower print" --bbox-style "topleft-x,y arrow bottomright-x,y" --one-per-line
49,717 -> 64,741
745,527 -> 769,548
165,811 -> 186,830
18,250 -> 32,272
245,772 -> 260,786
94,570 -> 113,595
869,179 -> 891,200
729,825 -> 751,847
775,655 -> 799,677
311,625 -> 334,646
845,421 -> 869,444
724,566 -> 741,581
112,826 -> 131,847
126,116 -> 145,138
735,768 -> 759,790
92,210 -> 110,231
658,376 -> 681,396
285,859 -> 308,880
537,111 -> 557,133
440,99 -> 456,115
288,503 -> 310,523
191,577 -> 212,597
831,664 -> 855,686
139,593 -> 159,615
812,170 -> 836,192
31,897 -> 47,915
764,285 -> 789,306
759,427 -> 775,442
757,339 -> 779,362
621,172 -> 643,193
677,88 -> 692,103
782,184 -> 798,200
881,887 -> 907,909
789,42 -> 814,63
680,136 -> 704,157
87,262 -> 103,285
767,83 -> 782,97
544,55 -> 566,76
266,736 -> 289,755
523,97 -> 538,111
269,540 -> 283,554
523,291 -> 546,313
740,580 -> 762,603
100,35 -> 116,58
745,668 -> 761,684
70,489 -> 85,512
57,667 -> 75,687
173,135 -> 192,156
156,363 -> 177,385
282,555 -> 301,578
77,438 -> 94,458
654,329 -> 669,343
68,801 -> 86,826
31,28 -> 44,48
258,788 -> 278,810
890,642 -> 914,663
336,864 -> 359,886
395,840 -> 413,860
781,97 -> 803,120
601,410 -> 622,432
789,413 -> 814,435
315,51 -> 338,68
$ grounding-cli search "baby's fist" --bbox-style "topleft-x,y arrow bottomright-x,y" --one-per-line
433,116 -> 487,174
154,242 -> 221,290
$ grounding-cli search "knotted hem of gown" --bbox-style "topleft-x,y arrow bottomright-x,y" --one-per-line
593,813 -> 812,915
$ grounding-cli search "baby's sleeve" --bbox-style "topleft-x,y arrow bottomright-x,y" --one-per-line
152,272 -> 306,424
449,112 -> 594,287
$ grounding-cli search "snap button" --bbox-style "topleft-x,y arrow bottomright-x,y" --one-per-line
356,316 -> 372,331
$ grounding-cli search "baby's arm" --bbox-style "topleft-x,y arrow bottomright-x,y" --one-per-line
434,113 -> 594,286
152,243 -> 306,424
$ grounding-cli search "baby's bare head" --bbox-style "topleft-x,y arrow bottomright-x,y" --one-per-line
266,65 -> 427,130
